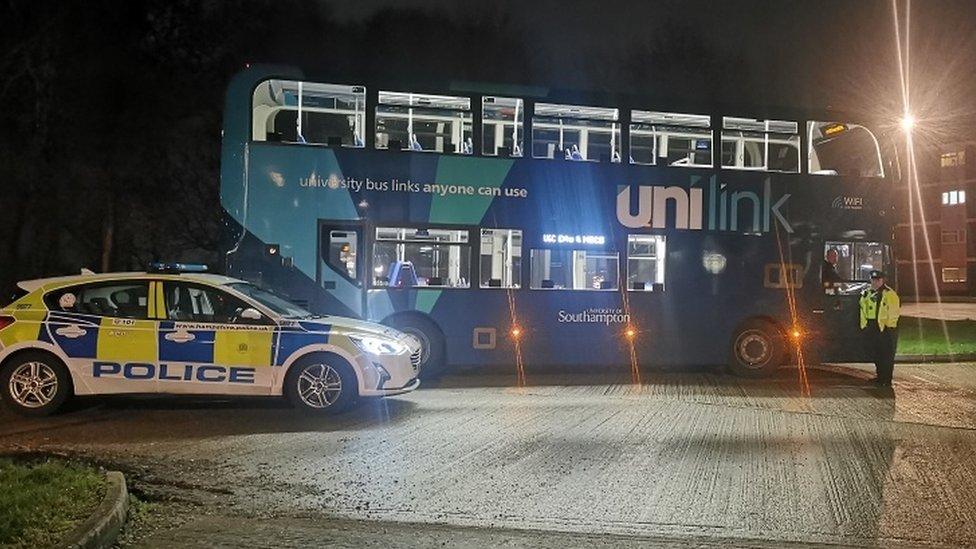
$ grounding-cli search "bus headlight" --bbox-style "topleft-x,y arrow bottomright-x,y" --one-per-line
350,335 -> 407,355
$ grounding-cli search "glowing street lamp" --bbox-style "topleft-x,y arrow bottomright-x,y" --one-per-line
900,113 -> 916,132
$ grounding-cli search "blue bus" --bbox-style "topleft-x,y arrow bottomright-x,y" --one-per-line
220,65 -> 900,377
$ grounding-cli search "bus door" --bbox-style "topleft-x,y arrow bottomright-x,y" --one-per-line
318,222 -> 365,318
818,240 -> 889,362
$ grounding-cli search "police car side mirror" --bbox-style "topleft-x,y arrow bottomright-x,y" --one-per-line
240,308 -> 263,321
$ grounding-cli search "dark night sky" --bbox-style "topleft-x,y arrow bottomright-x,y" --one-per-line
2,0 -> 975,285
327,0 -> 976,135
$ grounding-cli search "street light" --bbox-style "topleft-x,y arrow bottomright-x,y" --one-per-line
900,113 -> 916,132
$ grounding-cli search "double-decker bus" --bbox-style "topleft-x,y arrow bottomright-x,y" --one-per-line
220,64 -> 900,377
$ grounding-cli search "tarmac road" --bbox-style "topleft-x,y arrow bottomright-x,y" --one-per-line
2,363 -> 976,548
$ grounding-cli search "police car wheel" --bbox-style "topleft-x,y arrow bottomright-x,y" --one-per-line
728,320 -> 786,378
0,352 -> 72,416
386,316 -> 445,379
285,355 -> 357,414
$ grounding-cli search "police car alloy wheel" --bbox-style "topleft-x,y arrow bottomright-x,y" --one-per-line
0,352 -> 72,416
285,355 -> 357,414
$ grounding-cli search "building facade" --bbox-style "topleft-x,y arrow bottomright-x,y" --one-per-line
895,142 -> 976,297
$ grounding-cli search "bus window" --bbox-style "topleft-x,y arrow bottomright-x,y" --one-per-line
532,103 -> 620,162
721,117 -> 799,173
808,121 -> 884,177
322,229 -> 359,281
630,111 -> 711,167
483,97 -> 524,157
823,241 -> 889,294
529,249 -> 619,290
627,235 -> 666,291
252,80 -> 366,147
375,92 -> 472,154
373,227 -> 471,288
480,229 -> 522,288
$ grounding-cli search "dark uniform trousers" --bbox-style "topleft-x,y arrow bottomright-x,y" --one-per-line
865,319 -> 898,383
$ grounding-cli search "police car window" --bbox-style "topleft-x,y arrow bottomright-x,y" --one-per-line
47,282 -> 150,319
227,283 -> 312,318
162,282 -> 252,324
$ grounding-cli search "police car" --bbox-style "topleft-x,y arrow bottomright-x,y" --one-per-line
0,264 -> 421,416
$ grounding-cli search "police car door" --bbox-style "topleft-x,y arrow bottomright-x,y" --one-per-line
45,280 -> 159,394
158,281 -> 274,395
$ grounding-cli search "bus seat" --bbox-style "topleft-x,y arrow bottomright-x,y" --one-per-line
631,281 -> 646,290
388,139 -> 403,151
427,277 -> 444,286
326,136 -> 342,147
570,144 -> 583,160
488,278 -> 502,287
354,132 -> 364,147
541,279 -> 555,289
462,137 -> 473,155
389,261 -> 419,287
611,150 -> 621,163
512,142 -> 523,157
599,280 -> 613,289
651,283 -> 665,292
564,148 -> 573,160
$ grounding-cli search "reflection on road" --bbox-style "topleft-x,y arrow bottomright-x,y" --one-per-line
2,363 -> 975,547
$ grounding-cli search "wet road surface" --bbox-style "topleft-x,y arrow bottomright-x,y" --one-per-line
2,363 -> 976,547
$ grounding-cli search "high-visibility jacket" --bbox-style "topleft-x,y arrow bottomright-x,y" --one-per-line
859,285 -> 900,331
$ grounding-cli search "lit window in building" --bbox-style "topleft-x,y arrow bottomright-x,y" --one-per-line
961,190 -> 967,204
941,150 -> 966,168
942,267 -> 967,283
943,192 -> 950,205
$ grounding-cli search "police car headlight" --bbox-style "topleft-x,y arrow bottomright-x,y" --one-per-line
350,335 -> 407,355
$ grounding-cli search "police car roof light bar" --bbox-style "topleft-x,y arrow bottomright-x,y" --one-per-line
148,262 -> 210,274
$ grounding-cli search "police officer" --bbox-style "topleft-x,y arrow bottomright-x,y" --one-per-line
859,270 -> 900,386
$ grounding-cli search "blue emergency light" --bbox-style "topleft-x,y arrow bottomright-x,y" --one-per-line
148,262 -> 210,274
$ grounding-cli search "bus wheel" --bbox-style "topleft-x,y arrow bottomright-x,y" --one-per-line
284,354 -> 358,414
387,316 -> 446,378
728,319 -> 786,378
0,352 -> 72,416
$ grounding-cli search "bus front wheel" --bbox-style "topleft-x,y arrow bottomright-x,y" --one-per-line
386,315 -> 446,379
728,319 -> 786,377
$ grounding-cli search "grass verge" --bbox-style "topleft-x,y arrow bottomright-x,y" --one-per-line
0,457 -> 106,548
898,317 -> 976,356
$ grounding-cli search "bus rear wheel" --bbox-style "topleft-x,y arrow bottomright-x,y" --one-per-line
386,315 -> 446,379
728,319 -> 786,378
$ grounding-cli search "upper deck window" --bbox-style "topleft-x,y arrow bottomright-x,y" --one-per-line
630,111 -> 712,168
252,80 -> 366,147
532,103 -> 620,162
375,92 -> 473,154
807,121 -> 884,177
721,117 -> 799,173
483,97 -> 524,157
